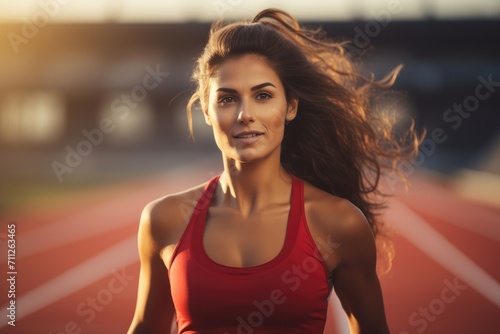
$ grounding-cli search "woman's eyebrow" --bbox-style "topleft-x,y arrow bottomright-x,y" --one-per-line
216,87 -> 237,93
216,82 -> 277,93
251,82 -> 276,91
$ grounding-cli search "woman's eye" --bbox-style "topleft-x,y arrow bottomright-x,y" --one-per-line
218,96 -> 236,105
256,92 -> 272,100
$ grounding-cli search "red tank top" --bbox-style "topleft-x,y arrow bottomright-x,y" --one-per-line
167,175 -> 331,333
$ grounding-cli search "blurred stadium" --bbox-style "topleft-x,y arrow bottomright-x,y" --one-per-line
0,1 -> 499,333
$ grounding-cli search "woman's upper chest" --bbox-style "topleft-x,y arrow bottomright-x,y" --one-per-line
202,204 -> 291,268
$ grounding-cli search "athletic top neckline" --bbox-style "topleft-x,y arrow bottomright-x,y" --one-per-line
190,174 -> 303,275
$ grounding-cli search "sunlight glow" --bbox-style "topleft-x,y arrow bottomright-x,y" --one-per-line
0,0 -> 498,23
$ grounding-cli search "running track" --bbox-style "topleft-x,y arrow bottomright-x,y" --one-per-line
1,161 -> 499,334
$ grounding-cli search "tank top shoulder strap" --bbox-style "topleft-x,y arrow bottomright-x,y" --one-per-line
166,175 -> 220,270
290,174 -> 302,214
292,175 -> 330,278
191,174 -> 220,221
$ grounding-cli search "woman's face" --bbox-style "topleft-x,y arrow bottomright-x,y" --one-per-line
205,53 -> 297,164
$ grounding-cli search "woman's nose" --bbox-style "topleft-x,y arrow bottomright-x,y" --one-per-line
237,101 -> 255,124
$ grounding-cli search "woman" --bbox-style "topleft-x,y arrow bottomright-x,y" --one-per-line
128,8 -> 420,334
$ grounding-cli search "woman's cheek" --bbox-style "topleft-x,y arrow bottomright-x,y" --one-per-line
269,112 -> 286,132
214,112 -> 233,131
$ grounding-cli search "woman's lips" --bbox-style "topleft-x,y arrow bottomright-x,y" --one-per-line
233,132 -> 263,145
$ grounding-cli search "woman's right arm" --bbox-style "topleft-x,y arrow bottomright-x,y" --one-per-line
128,202 -> 176,334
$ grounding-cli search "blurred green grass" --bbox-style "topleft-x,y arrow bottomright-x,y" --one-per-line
0,173 -> 144,214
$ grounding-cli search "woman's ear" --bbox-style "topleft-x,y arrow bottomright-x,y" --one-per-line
286,97 -> 299,121
202,105 -> 212,126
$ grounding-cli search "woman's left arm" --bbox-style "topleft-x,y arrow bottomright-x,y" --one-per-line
327,203 -> 390,334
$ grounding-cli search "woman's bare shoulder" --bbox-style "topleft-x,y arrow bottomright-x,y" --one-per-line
302,181 -> 376,274
139,181 -> 210,249
303,181 -> 368,235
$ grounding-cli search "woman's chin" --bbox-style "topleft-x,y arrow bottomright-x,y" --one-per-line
231,150 -> 261,164
227,145 -> 280,165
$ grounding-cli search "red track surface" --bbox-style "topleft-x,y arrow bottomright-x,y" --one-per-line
1,164 -> 499,334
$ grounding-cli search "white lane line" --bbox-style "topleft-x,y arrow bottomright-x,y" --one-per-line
1,163 -> 220,264
385,199 -> 500,308
329,291 -> 350,334
399,181 -> 500,242
0,235 -> 138,329
0,180 -> 162,264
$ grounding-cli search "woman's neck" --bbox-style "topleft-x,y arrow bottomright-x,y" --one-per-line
218,155 -> 292,217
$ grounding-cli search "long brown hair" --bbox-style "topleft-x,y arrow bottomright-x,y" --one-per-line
187,9 -> 421,253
